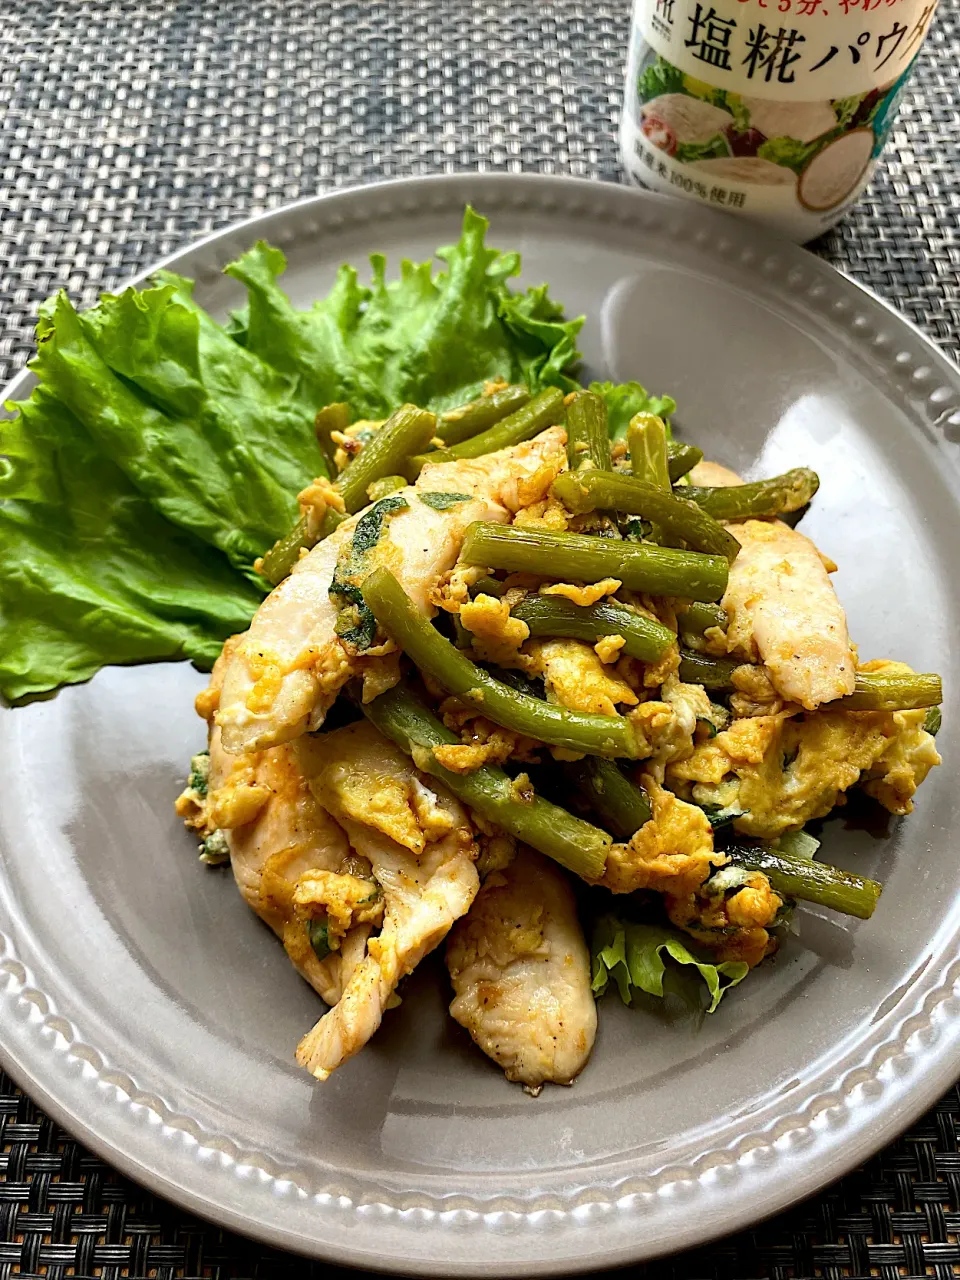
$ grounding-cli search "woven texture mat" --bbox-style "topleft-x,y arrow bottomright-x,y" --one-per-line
1,2 -> 959,1277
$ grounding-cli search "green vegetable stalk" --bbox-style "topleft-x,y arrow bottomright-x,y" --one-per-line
361,567 -> 646,758
840,670 -> 943,711
564,756 -> 652,838
677,601 -> 728,635
683,468 -> 820,520
677,649 -> 741,690
569,750 -> 883,921
552,470 -> 741,563
460,522 -> 729,603
666,441 -> 704,482
314,402 -> 350,475
725,843 -> 882,920
260,403 -> 434,585
565,391 -> 611,473
437,384 -> 531,446
511,593 -> 674,663
406,386 -> 566,475
628,414 -> 671,490
361,681 -> 611,879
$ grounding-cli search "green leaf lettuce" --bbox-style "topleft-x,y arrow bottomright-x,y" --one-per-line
589,380 -> 677,442
591,915 -> 748,1014
0,207 -> 591,702
0,384 -> 263,702
224,206 -> 584,418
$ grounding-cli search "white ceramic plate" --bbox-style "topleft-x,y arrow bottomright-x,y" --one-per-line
2,175 -> 959,1276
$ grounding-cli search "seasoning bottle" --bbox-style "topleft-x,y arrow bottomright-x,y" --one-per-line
620,0 -> 939,241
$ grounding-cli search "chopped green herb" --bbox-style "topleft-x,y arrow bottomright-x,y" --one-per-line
330,494 -> 410,653
351,494 -> 409,556
924,706 -> 942,736
199,829 -> 230,866
698,802 -> 747,829
188,750 -> 210,797
418,491 -> 474,511
308,917 -> 331,962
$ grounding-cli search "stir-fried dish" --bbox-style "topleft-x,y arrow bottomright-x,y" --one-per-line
1,209 -> 941,1092
176,369 -> 942,1091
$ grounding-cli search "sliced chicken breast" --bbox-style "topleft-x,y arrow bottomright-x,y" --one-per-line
215,427 -> 566,755
295,721 -> 480,1080
688,458 -> 855,709
723,518 -> 855,709
196,647 -> 363,1006
446,847 -> 597,1090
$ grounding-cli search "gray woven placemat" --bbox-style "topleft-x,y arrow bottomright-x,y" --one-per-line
1,2 -> 959,1277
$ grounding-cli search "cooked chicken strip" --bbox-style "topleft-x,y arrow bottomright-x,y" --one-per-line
687,459 -> 744,488
295,721 -> 480,1080
186,646 -> 365,1006
446,847 -> 597,1089
688,458 -> 855,709
723,519 -> 855,709
215,427 -> 567,756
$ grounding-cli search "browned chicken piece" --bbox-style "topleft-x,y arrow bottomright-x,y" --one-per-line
446,848 -> 597,1090
294,721 -> 480,1081
178,644 -> 370,1007
689,458 -> 856,709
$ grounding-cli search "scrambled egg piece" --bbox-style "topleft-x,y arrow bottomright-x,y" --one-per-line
357,647 -> 402,703
429,564 -> 487,613
540,578 -> 621,606
668,868 -> 782,969
594,634 -> 626,664
296,475 -> 346,539
303,720 -> 458,854
459,593 -> 531,667
433,715 -> 540,773
331,419 -> 385,472
527,638 -> 638,716
501,451 -> 565,514
592,769 -> 781,969
512,496 -> 570,531
861,707 -> 941,814
595,776 -> 721,898
660,674 -> 712,744
668,702 -> 939,839
293,870 -> 385,949
186,745 -> 271,833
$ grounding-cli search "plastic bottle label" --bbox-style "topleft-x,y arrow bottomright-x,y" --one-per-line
621,0 -> 938,239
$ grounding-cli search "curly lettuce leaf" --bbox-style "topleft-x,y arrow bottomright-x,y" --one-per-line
638,56 -> 685,101
833,94 -> 864,129
757,134 -> 827,175
0,384 -> 263,702
591,916 -> 748,1014
224,206 -> 583,419
726,93 -> 752,133
676,133 -> 731,165
589,380 -> 677,442
32,286 -> 325,579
